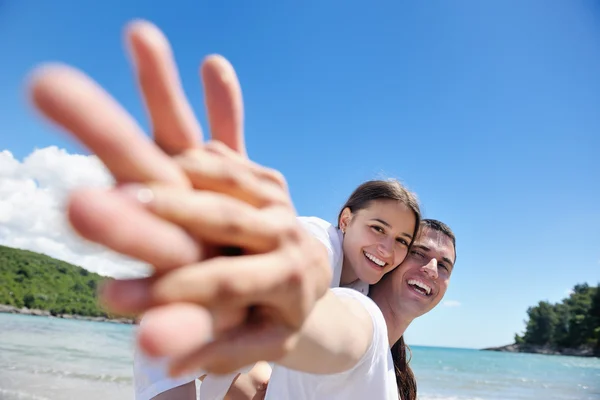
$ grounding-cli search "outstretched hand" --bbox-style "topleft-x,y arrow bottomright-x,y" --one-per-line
27,20 -> 332,373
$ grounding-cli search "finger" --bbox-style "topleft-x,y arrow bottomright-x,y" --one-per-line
106,252 -> 308,321
102,278 -> 246,332
170,324 -> 295,375
174,148 -> 290,208
113,184 -> 286,252
201,55 -> 246,156
28,64 -> 189,187
203,141 -> 289,193
68,188 -> 202,269
127,20 -> 203,155
136,303 -> 214,358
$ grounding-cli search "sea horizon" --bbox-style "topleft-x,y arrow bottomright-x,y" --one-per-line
1,313 -> 599,400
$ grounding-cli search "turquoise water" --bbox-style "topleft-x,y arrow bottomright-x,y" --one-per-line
0,313 -> 134,400
0,313 -> 599,399
410,346 -> 600,399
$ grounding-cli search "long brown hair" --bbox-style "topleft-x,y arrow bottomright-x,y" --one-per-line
391,336 -> 417,400
337,179 -> 421,244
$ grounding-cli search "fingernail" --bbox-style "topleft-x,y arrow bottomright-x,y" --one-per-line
116,184 -> 155,204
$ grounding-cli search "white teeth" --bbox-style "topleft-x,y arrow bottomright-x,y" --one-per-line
408,279 -> 432,295
364,252 -> 386,267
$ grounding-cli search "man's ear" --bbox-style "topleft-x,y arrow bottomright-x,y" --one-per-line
338,207 -> 353,233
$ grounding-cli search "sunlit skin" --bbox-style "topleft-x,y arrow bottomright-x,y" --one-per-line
339,199 -> 417,286
370,225 -> 456,345
390,227 -> 455,319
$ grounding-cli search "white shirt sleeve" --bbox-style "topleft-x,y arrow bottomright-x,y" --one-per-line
133,345 -> 200,400
265,288 -> 396,400
134,342 -> 253,400
297,216 -> 344,288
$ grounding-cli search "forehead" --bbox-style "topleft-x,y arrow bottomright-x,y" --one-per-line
356,199 -> 411,217
415,228 -> 456,264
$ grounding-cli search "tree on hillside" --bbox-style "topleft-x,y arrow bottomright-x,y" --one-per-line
587,283 -> 600,352
523,301 -> 558,345
518,283 -> 599,351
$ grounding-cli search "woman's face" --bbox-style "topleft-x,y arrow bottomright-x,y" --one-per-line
339,199 -> 416,285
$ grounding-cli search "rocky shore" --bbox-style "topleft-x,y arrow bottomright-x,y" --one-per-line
483,343 -> 598,358
0,304 -> 134,324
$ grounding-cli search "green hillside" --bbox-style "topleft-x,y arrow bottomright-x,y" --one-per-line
0,245 -> 109,317
515,283 -> 600,356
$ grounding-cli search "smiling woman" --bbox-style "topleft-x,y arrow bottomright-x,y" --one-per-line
336,179 -> 421,286
132,179 -> 423,400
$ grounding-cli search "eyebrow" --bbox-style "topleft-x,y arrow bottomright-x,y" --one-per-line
412,244 -> 454,267
370,218 -> 413,240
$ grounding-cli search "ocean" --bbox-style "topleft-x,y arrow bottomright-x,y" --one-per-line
0,313 -> 598,400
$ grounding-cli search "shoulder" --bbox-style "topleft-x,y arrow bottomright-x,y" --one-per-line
297,216 -> 337,237
297,216 -> 344,282
331,288 -> 388,361
330,288 -> 383,326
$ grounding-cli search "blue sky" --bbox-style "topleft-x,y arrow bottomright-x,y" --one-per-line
1,1 -> 599,349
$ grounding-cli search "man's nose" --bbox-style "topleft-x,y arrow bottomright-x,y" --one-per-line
421,258 -> 439,279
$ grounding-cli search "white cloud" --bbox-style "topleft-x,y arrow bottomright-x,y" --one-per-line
0,147 -> 150,278
442,300 -> 461,307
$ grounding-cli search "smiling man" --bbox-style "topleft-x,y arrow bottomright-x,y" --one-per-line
371,218 -> 456,330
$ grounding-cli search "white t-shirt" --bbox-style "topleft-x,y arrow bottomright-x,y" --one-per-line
297,217 -> 369,295
133,216 -> 369,400
264,287 -> 397,400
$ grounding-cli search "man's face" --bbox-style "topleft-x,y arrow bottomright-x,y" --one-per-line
388,227 -> 456,317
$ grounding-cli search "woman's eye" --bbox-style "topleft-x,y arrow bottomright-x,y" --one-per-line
396,238 -> 408,246
371,226 -> 384,233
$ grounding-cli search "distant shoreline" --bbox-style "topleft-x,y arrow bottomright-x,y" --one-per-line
0,304 -> 134,325
482,343 -> 598,358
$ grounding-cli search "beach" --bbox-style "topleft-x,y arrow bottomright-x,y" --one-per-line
1,313 -> 598,400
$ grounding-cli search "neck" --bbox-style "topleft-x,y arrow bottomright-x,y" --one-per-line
370,287 -> 414,346
340,256 -> 359,286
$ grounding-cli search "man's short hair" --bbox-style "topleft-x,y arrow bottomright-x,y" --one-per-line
420,219 -> 456,260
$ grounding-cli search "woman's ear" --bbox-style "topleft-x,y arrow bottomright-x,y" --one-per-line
338,207 -> 353,233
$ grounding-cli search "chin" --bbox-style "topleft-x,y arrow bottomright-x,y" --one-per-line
358,271 -> 383,285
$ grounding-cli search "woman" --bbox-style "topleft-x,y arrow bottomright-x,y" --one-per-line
132,178 -> 421,399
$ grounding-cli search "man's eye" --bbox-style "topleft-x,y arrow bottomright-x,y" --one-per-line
410,250 -> 424,258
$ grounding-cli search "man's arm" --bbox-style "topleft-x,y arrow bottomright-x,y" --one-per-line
277,288 -> 374,374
